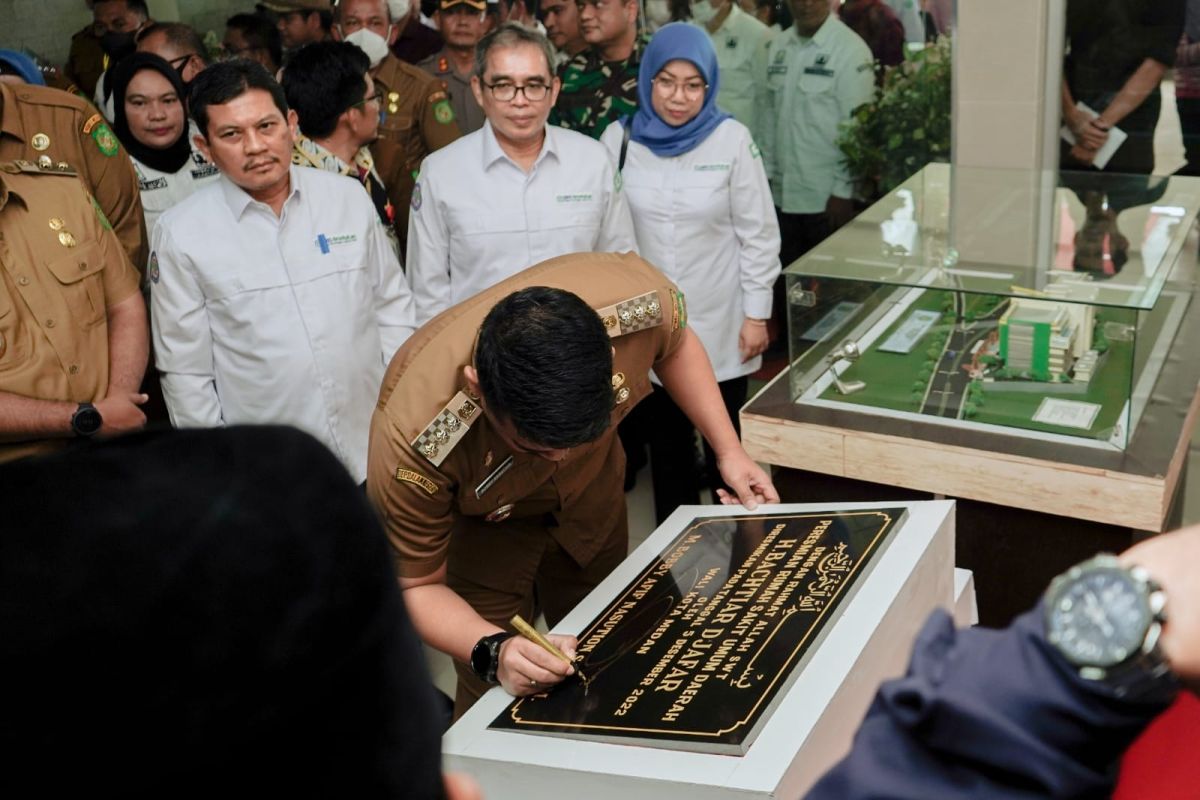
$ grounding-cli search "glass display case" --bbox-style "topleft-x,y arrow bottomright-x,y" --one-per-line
785,164 -> 1200,452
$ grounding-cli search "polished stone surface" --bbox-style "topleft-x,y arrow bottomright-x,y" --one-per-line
489,509 -> 907,754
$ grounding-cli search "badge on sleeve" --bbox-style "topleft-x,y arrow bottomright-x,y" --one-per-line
411,182 -> 422,211
149,251 -> 160,284
395,467 -> 438,495
433,99 -> 455,125
749,140 -> 761,159
91,122 -> 119,157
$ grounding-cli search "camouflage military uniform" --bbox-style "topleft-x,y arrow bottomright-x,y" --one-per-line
549,43 -> 643,140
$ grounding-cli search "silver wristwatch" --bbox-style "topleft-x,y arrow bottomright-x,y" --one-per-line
1044,553 -> 1177,700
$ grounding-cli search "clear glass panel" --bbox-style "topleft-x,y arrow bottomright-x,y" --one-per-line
784,166 -> 1200,451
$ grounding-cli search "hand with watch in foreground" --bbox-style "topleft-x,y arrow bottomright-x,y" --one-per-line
805,525 -> 1200,799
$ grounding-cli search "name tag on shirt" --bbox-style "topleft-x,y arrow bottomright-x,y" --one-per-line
191,164 -> 219,180
803,66 -> 835,77
767,64 -> 788,76
556,193 -> 594,203
316,233 -> 358,254
694,163 -> 731,172
139,177 -> 168,191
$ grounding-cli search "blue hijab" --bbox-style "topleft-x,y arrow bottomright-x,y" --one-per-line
629,22 -> 731,157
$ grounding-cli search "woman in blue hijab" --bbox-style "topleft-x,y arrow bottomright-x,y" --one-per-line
601,22 -> 780,524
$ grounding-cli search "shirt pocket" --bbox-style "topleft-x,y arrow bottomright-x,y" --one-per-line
799,69 -> 836,95
541,192 -> 604,233
196,268 -> 291,301
676,166 -> 732,218
0,285 -> 25,368
45,242 -> 106,329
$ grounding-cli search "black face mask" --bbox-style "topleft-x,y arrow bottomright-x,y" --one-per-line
100,29 -> 137,59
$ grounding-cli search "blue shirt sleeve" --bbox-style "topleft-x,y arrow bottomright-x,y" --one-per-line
806,603 -> 1177,799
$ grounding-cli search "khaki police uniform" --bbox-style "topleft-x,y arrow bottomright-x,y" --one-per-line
0,160 -> 142,464
416,50 -> 486,135
367,252 -> 688,712
0,82 -> 148,273
370,53 -> 462,240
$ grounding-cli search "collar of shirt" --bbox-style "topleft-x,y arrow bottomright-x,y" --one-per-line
292,133 -> 377,178
217,164 -> 302,221
713,3 -> 746,35
792,12 -> 837,47
479,120 -> 560,171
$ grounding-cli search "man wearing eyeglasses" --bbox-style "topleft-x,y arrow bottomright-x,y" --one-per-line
283,41 -> 410,255
549,0 -> 642,139
406,22 -> 637,324
136,22 -> 211,87
334,0 -> 462,254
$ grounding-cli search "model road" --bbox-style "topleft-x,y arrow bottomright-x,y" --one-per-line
919,299 -> 1007,419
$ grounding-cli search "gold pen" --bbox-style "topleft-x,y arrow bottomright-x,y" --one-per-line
510,614 -> 590,688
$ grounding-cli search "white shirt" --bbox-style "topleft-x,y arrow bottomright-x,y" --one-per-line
601,119 -> 780,381
406,121 -> 638,324
709,6 -> 774,135
885,0 -> 926,44
132,130 -> 221,243
757,16 -> 875,213
150,166 -> 416,482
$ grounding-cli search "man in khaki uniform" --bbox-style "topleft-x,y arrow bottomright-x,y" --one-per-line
367,252 -> 778,715
0,82 -> 148,271
0,159 -> 149,464
418,0 -> 491,135
335,0 -> 462,253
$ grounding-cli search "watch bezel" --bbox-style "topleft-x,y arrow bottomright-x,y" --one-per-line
470,632 -> 511,685
71,402 -> 102,437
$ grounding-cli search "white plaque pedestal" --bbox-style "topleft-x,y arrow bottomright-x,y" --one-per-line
444,500 -> 957,799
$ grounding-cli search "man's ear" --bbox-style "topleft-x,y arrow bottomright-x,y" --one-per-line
193,132 -> 212,162
463,364 -> 482,399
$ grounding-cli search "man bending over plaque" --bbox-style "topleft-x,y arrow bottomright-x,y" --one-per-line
366,251 -> 779,715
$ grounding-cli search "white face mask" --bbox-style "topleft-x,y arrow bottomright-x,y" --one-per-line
645,0 -> 671,29
689,0 -> 718,24
387,0 -> 412,20
343,26 -> 393,68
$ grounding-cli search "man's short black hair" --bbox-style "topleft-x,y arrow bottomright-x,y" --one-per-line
189,59 -> 289,140
281,42 -> 370,139
227,12 -> 284,68
475,287 -> 614,449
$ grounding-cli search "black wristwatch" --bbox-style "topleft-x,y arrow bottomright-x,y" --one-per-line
470,632 -> 512,685
70,402 -> 103,437
1044,553 -> 1178,701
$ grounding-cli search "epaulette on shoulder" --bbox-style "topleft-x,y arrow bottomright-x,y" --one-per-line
411,390 -> 480,467
1,159 -> 78,177
595,288 -> 674,337
11,83 -> 90,113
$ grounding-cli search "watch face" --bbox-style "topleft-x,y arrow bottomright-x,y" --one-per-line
1047,566 -> 1151,668
73,405 -> 102,436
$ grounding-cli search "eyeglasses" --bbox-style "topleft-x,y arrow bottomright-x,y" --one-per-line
652,76 -> 708,98
482,81 -> 551,102
352,89 -> 385,109
167,53 -> 198,71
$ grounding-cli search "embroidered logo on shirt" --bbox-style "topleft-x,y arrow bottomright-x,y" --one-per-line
395,467 -> 438,495
694,163 -> 731,172
556,193 -> 594,203
149,251 -> 160,284
411,182 -> 422,211
316,233 -> 358,253
138,177 -> 169,191
190,164 -> 220,180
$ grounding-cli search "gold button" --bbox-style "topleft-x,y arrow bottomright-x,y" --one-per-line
69,364 -> 79,374
79,261 -> 88,271
45,318 -> 55,328
616,386 -> 630,404
58,231 -> 77,248
48,218 -> 64,231
31,132 -> 50,151
18,276 -> 29,286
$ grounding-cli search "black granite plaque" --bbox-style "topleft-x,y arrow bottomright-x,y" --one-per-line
488,509 -> 907,754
